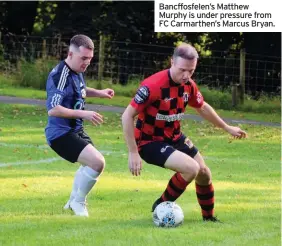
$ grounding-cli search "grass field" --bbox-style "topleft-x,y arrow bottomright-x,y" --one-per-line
0,103 -> 280,246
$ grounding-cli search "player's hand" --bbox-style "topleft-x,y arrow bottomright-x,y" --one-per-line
128,152 -> 142,176
83,111 -> 103,126
100,88 -> 115,99
224,125 -> 247,139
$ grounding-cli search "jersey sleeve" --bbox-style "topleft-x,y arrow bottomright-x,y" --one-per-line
188,81 -> 204,108
46,71 -> 70,111
130,84 -> 154,112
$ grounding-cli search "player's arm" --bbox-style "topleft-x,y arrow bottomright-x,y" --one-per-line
187,84 -> 226,128
86,87 -> 114,99
48,105 -> 85,118
188,81 -> 247,138
122,105 -> 139,153
195,102 -> 228,129
122,85 -> 151,176
122,84 -> 151,149
195,102 -> 247,138
122,105 -> 143,176
46,77 -> 103,125
48,106 -> 103,126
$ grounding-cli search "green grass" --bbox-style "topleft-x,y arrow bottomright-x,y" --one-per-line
0,74 -> 281,123
0,103 -> 280,246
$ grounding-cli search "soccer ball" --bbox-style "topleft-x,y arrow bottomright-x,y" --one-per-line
152,201 -> 184,227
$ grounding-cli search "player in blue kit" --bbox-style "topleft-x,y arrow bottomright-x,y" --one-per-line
45,34 -> 114,217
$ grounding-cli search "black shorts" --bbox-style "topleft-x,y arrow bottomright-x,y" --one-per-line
139,135 -> 198,168
50,129 -> 94,163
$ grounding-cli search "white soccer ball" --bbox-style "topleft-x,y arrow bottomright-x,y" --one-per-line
153,201 -> 184,227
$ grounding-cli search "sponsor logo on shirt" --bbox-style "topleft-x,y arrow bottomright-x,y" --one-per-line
156,113 -> 184,122
74,99 -> 85,110
164,97 -> 175,102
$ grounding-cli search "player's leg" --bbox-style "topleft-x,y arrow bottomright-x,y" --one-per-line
152,150 -> 200,210
177,136 -> 219,222
70,131 -> 105,217
64,130 -> 101,208
50,130 -> 105,216
63,165 -> 84,210
50,131 -> 87,210
139,142 -> 200,211
74,144 -> 105,201
193,152 -> 217,221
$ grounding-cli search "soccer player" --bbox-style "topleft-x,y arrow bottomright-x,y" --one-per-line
45,34 -> 114,217
122,43 -> 247,222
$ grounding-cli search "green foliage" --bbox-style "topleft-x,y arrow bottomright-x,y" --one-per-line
199,86 -> 232,109
202,86 -> 281,114
15,58 -> 57,90
1,71 -> 280,115
240,95 -> 281,114
87,78 -> 140,98
0,43 -> 12,73
33,1 -> 57,34
194,33 -> 213,57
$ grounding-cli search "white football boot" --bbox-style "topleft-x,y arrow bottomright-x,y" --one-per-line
63,199 -> 72,210
70,200 -> 89,217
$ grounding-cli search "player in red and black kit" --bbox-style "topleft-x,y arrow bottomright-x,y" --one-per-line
122,43 -> 247,222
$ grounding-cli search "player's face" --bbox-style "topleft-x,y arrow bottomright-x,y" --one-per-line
170,57 -> 197,84
70,46 -> 93,73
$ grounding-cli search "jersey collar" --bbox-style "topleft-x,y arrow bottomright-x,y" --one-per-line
64,60 -> 79,75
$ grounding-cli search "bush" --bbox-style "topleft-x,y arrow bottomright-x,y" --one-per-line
239,95 -> 281,114
198,85 -> 281,114
199,85 -> 232,110
16,58 -> 58,90
9,61 -> 281,114
87,78 -> 139,98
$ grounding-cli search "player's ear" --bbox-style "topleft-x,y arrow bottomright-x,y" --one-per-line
68,51 -> 73,58
171,58 -> 174,66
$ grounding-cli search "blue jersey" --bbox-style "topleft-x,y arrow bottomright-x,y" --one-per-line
45,61 -> 87,145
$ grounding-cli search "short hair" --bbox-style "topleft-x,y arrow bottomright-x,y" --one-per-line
173,43 -> 198,60
70,34 -> 94,50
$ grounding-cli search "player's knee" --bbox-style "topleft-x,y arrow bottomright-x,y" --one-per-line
96,156 -> 106,172
88,155 -> 106,172
192,161 -> 200,177
197,166 -> 211,179
183,160 -> 200,177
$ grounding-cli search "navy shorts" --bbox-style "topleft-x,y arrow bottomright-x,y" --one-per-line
139,135 -> 198,168
50,129 -> 94,163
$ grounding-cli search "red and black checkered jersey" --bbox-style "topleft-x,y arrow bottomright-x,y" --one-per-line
130,69 -> 204,148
